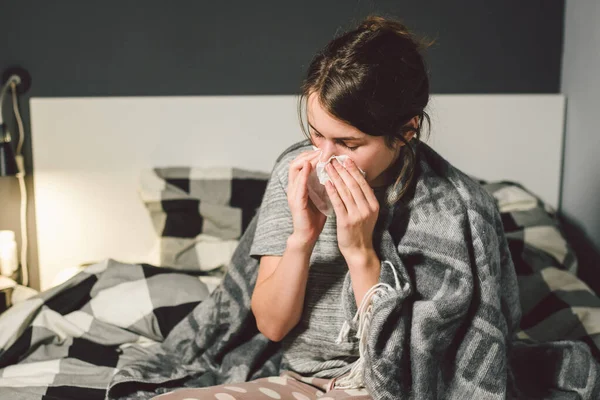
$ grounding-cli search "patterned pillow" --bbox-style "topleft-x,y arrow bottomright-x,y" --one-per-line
139,167 -> 269,275
479,180 -> 600,359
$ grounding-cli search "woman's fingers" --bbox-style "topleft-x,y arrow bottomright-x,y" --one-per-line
325,180 -> 347,217
296,161 -> 311,208
288,150 -> 319,210
325,160 -> 357,214
288,151 -> 318,199
330,158 -> 372,212
289,151 -> 320,184
340,158 -> 379,211
291,150 -> 320,170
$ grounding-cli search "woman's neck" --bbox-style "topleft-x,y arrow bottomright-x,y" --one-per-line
370,166 -> 397,189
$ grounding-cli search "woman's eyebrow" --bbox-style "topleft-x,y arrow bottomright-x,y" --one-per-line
308,122 -> 361,141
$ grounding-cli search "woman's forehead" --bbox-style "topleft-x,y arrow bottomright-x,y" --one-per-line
307,93 -> 366,140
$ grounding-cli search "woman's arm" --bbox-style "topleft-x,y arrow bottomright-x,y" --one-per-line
251,150 -> 325,342
251,234 -> 314,342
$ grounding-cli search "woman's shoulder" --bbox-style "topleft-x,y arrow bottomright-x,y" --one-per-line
275,139 -> 313,164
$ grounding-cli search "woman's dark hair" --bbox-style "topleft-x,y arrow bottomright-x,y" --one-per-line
298,15 -> 433,205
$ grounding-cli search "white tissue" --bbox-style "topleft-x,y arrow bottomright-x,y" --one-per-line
306,147 -> 366,216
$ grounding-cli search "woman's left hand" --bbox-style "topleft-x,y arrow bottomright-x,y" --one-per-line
325,158 -> 380,267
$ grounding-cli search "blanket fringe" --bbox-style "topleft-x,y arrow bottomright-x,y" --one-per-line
334,261 -> 407,390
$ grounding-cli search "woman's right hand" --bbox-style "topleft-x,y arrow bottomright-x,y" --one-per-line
287,150 -> 327,247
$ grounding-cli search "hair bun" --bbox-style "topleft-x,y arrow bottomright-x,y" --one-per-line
358,15 -> 411,37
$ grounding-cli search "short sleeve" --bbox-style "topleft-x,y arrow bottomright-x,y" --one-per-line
249,158 -> 294,259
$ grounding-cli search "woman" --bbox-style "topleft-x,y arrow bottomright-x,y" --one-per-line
248,14 -> 430,396
150,14 -> 599,400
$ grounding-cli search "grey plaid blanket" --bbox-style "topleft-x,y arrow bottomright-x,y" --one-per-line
104,142 -> 600,399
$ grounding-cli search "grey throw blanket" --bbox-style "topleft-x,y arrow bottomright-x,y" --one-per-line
107,142 -> 600,399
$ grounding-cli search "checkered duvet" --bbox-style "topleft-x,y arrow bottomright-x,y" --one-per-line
481,180 -> 600,357
0,170 -> 599,399
0,260 -> 210,400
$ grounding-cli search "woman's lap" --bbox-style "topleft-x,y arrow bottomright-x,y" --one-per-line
151,370 -> 372,400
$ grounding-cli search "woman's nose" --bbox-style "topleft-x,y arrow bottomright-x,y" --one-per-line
319,141 -> 336,162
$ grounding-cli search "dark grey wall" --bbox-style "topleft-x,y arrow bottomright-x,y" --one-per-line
0,0 -> 566,289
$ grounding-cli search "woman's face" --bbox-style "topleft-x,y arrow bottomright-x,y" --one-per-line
306,92 -> 416,188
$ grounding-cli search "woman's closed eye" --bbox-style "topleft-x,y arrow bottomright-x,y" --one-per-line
339,142 -> 359,151
312,131 -> 359,151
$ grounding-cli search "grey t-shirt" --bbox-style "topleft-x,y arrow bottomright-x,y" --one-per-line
250,144 -> 389,379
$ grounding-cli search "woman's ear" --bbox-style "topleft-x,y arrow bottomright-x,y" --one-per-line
397,116 -> 419,147
403,130 -> 416,143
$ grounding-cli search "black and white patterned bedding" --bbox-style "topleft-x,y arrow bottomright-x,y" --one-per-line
0,260 -> 209,400
479,180 -> 600,358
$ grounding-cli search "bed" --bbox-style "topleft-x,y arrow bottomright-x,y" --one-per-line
1,94 -> 598,399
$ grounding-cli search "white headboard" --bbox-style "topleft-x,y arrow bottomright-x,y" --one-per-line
30,94 -> 565,290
